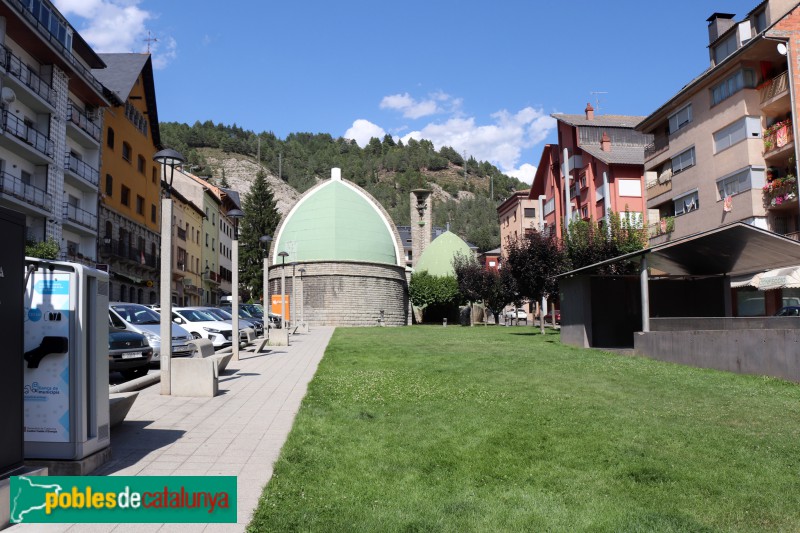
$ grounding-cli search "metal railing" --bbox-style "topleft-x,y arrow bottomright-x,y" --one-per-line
177,227 -> 187,240
102,239 -> 157,267
4,48 -> 55,107
0,170 -> 51,211
1,110 -> 54,158
63,202 -> 97,230
67,103 -> 101,142
65,153 -> 99,186
759,70 -> 789,104
644,135 -> 669,159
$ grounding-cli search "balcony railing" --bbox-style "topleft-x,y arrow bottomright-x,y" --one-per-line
763,175 -> 797,209
102,239 -> 157,267
644,135 -> 669,159
202,270 -> 220,283
1,110 -> 54,159
763,119 -> 794,155
177,227 -> 187,241
65,153 -> 99,186
759,70 -> 789,104
63,203 -> 97,231
61,251 -> 97,267
783,231 -> 800,242
0,170 -> 52,211
67,103 -> 101,142
4,47 -> 55,107
648,216 -> 675,238
646,179 -> 672,199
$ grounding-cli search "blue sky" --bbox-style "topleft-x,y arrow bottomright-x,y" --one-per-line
54,0 -> 760,183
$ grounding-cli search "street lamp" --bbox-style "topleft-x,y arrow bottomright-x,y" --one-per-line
259,235 -> 272,337
228,208 -> 245,360
298,267 -> 306,328
278,251 -> 288,331
153,148 -> 186,395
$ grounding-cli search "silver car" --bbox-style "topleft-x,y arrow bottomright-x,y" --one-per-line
109,302 -> 194,363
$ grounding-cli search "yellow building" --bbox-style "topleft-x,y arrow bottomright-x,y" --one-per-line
93,54 -> 163,303
171,188 -> 205,306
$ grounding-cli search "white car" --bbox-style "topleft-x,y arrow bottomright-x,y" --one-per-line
505,308 -> 528,321
171,307 -> 235,348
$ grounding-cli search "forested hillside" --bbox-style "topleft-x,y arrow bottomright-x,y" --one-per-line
160,121 -> 529,251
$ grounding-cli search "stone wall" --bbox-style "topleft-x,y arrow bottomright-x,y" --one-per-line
268,261 -> 408,326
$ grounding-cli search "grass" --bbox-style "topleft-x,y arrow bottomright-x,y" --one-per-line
248,326 -> 800,532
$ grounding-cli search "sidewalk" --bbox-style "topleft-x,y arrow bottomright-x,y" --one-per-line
12,326 -> 335,533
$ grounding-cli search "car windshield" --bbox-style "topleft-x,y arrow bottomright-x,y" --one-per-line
204,308 -> 232,320
176,309 -> 218,322
111,304 -> 161,325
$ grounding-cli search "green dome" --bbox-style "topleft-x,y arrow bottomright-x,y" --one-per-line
273,172 -> 400,265
415,231 -> 473,277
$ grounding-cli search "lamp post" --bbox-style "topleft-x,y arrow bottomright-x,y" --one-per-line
228,208 -> 244,360
153,148 -> 185,396
259,235 -> 272,337
278,251 -> 288,331
290,262 -> 297,331
298,267 -> 306,328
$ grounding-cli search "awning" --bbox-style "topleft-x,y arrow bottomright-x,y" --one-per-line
755,266 -> 800,290
730,272 -> 762,288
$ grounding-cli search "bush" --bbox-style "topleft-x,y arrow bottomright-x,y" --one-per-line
25,238 -> 59,260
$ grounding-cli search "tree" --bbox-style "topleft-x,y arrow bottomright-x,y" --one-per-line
25,238 -> 59,260
563,210 -> 648,274
505,232 -> 568,333
238,170 -> 281,302
408,271 -> 461,322
453,253 -> 518,325
219,168 -> 230,188
484,267 -> 519,325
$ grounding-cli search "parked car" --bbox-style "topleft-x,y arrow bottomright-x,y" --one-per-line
545,310 -> 562,325
203,306 -> 262,338
505,308 -> 527,321
108,326 -> 153,379
171,307 -> 235,348
775,306 -> 800,316
109,302 -> 194,363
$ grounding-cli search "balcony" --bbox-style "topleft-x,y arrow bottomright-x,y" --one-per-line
648,216 -> 675,238
644,135 -> 669,160
67,103 -> 101,145
2,45 -> 55,111
760,71 -> 790,115
61,251 -> 97,268
763,119 -> 793,158
177,227 -> 187,241
646,178 -> 672,200
101,239 -> 157,268
763,175 -> 797,211
0,110 -> 54,162
63,202 -> 97,231
202,270 -> 220,283
0,170 -> 51,212
65,153 -> 99,187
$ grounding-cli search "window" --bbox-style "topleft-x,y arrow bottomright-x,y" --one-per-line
21,170 -> 31,185
713,33 -> 738,64
121,185 -> 130,206
137,155 -> 145,174
620,211 -> 644,228
122,142 -> 131,162
673,190 -> 699,216
151,204 -> 156,223
523,207 -> 536,218
716,167 -> 764,199
105,174 -> 113,196
668,104 -> 692,134
618,179 -> 642,197
136,195 -> 144,215
106,127 -> 114,149
711,69 -> 756,106
671,147 -> 696,174
714,117 -> 760,153
580,174 -> 587,189
754,9 -> 767,34
543,197 -> 555,216
152,167 -> 157,184
581,206 -> 588,219
206,234 -> 209,247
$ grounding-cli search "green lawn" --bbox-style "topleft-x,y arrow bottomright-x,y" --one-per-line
249,326 -> 800,532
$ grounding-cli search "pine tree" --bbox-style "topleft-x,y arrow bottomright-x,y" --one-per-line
239,170 -> 281,302
219,168 -> 230,188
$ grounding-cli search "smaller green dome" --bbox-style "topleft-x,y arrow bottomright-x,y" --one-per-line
415,231 -> 473,277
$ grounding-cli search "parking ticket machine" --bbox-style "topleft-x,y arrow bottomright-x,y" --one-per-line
23,259 -> 110,460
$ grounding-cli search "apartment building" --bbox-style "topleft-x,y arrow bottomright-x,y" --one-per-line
497,190 -> 537,247
93,53 -> 163,303
531,107 -> 650,241
171,186 -> 204,306
0,0 -> 109,261
637,1 -> 797,244
171,167 -> 224,305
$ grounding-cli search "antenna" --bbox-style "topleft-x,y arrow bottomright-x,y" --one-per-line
144,30 -> 159,53
590,91 -> 608,114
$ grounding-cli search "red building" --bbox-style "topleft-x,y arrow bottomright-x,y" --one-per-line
530,104 -> 651,239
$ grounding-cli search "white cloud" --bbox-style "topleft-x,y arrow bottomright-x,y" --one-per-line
380,92 -> 444,120
506,163 -> 537,185
344,119 -> 386,147
53,0 -> 176,68
399,107 -> 556,176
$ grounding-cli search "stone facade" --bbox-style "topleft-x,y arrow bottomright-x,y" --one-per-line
410,189 -> 432,268
268,261 -> 408,326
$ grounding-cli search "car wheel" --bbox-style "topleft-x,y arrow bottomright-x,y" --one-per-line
121,367 -> 148,380
191,332 -> 201,339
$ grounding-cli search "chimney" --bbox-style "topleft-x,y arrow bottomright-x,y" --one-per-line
585,103 -> 594,121
707,13 -> 736,44
601,132 -> 611,152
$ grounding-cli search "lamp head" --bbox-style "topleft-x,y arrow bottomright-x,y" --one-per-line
278,251 -> 288,265
152,148 -> 186,196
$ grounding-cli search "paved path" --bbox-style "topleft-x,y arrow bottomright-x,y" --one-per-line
12,326 -> 335,533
